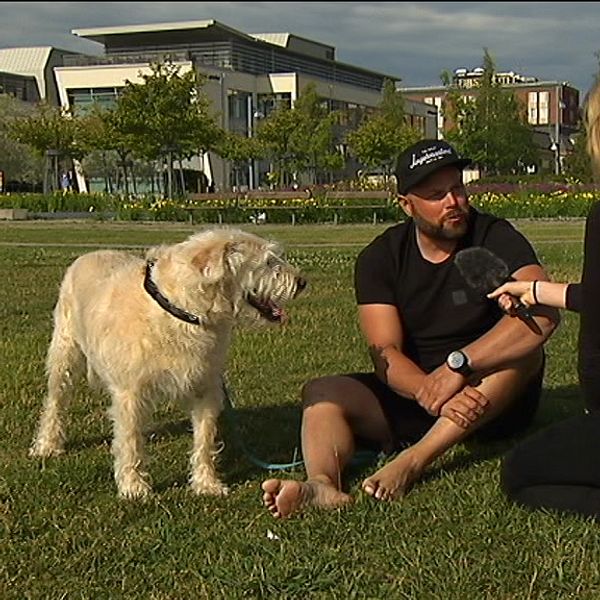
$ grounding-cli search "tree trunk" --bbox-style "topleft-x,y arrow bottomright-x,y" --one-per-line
131,162 -> 138,196
167,151 -> 173,199
43,153 -> 49,195
123,162 -> 130,196
53,155 -> 59,193
102,152 -> 111,194
178,157 -> 186,197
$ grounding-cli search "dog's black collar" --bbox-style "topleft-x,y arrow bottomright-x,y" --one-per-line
143,260 -> 202,326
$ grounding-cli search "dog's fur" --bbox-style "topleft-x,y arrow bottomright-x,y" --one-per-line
30,228 -> 305,499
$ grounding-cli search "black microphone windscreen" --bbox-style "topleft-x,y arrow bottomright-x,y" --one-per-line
454,247 -> 511,295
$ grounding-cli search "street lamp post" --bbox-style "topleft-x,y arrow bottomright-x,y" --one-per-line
550,141 -> 559,176
161,144 -> 179,199
553,83 -> 566,176
249,105 -> 265,190
247,94 -> 254,190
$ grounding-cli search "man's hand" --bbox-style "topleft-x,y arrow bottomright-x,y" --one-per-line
440,386 -> 489,429
414,364 -> 467,416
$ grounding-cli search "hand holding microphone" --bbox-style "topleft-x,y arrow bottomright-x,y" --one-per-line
454,247 -> 542,335
487,280 -> 539,313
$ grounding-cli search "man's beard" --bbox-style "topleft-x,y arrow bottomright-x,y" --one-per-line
412,208 -> 470,241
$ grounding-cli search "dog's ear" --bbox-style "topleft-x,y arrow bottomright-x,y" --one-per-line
191,241 -> 231,280
191,239 -> 250,279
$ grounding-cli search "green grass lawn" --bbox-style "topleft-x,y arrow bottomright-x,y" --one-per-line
1,220 -> 598,599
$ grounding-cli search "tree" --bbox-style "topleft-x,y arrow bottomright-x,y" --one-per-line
345,79 -> 422,183
216,131 -> 265,190
255,83 -> 344,188
441,49 -> 539,176
0,94 -> 43,187
563,130 -> 593,182
112,61 -> 222,198
255,101 -> 302,188
289,83 -> 344,184
76,103 -> 128,194
9,102 -> 83,193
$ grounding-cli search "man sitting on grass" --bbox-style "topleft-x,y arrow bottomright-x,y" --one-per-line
262,139 -> 560,518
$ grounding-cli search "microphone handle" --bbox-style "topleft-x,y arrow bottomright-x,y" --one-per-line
503,277 -> 533,317
501,277 -> 542,334
513,300 -> 533,320
512,299 -> 542,335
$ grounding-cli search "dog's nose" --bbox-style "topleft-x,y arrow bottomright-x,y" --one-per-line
295,277 -> 307,296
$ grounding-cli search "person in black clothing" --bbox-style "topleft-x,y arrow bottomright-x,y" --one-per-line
488,83 -> 600,518
261,139 -> 560,519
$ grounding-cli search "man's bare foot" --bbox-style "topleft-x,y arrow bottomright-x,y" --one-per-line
361,449 -> 424,501
261,477 -> 352,518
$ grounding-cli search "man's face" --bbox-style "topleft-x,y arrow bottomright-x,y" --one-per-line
401,165 -> 470,240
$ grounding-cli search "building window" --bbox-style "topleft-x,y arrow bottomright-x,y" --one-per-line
528,92 -> 538,125
67,87 -> 121,113
538,91 -> 549,125
408,114 -> 426,134
227,89 -> 250,135
257,92 -> 292,118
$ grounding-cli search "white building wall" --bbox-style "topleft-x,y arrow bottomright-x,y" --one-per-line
54,62 -> 194,107
53,59 -> 436,190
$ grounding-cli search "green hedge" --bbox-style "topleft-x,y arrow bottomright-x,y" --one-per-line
0,192 -> 119,213
2,190 -> 600,223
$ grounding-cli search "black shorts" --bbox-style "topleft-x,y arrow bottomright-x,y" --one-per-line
347,364 -> 544,451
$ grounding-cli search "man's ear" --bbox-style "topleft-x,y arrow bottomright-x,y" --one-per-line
398,194 -> 413,218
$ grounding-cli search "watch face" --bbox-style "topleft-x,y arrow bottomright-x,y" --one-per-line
448,351 -> 466,370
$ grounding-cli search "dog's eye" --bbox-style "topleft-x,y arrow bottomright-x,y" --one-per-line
266,256 -> 281,269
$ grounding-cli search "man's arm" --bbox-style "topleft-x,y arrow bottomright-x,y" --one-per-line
358,304 -> 486,426
415,263 -> 559,417
462,264 -> 560,375
358,303 -> 426,399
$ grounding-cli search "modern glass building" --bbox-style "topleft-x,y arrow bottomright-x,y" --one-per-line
51,19 -> 437,192
0,20 -> 437,192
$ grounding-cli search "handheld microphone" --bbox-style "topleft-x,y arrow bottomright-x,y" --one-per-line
454,246 -> 542,335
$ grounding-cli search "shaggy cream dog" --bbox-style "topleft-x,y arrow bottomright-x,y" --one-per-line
30,228 -> 306,499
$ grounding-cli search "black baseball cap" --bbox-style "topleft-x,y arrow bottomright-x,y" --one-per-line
396,139 -> 471,195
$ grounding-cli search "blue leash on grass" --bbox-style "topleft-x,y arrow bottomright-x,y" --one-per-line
221,378 -> 384,471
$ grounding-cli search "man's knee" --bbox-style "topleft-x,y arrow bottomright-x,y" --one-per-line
301,375 -> 347,410
472,350 -> 544,440
520,347 -> 545,378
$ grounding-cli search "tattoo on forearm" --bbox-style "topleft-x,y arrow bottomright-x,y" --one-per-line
368,344 -> 391,384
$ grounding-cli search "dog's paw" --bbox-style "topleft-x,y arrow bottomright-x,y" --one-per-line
29,441 -> 65,459
117,472 -> 152,500
190,479 -> 229,497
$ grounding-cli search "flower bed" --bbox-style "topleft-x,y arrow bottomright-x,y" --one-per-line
469,189 -> 600,219
2,188 -> 600,223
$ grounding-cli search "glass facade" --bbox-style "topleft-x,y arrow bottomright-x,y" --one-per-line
227,89 -> 250,135
67,87 -> 121,114
64,37 -> 388,92
58,22 -> 413,190
0,72 -> 39,102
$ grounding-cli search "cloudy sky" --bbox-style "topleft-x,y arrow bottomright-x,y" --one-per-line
1,2 -> 599,97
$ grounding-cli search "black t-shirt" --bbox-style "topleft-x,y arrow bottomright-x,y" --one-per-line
354,207 -> 540,373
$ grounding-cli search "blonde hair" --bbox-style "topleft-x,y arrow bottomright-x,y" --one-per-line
585,79 -> 600,171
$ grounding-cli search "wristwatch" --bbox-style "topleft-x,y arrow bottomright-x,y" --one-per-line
446,350 -> 473,377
